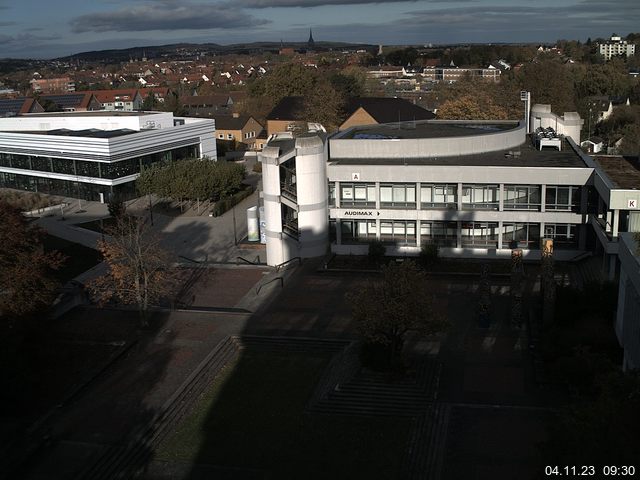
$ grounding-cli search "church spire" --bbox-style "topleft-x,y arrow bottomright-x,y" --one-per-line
308,28 -> 315,49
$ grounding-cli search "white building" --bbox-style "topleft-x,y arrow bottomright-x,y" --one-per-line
258,103 -> 640,275
0,111 -> 216,201
616,232 -> 640,371
599,35 -> 636,60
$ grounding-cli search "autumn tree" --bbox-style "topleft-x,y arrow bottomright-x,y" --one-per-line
90,215 -> 175,325
516,55 -> 577,114
347,260 -> 448,367
0,201 -> 64,324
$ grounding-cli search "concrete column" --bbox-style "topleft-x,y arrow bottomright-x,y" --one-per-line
612,209 -> 620,238
416,182 -> 421,211
457,183 -> 463,211
376,218 -> 381,240
580,186 -> 588,215
497,221 -> 503,249
335,181 -> 340,208
606,210 -> 612,232
499,184 -> 504,211
416,220 -> 422,248
579,224 -> 587,250
375,181 -> 380,210
457,221 -> 462,248
336,219 -> 342,245
540,184 -> 546,212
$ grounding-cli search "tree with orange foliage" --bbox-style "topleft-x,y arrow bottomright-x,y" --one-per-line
90,215 -> 175,326
0,201 -> 64,323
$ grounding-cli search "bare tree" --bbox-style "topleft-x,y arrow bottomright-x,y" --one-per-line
90,215 -> 175,325
347,260 -> 447,367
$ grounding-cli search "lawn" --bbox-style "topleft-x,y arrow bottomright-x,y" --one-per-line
42,234 -> 103,283
156,350 -> 412,479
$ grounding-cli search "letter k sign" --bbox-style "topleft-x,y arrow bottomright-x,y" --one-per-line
629,199 -> 637,209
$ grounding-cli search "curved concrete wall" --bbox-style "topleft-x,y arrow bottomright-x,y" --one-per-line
295,135 -> 329,259
330,121 -> 525,159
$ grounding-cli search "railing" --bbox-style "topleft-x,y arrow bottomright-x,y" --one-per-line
282,222 -> 299,238
236,255 -> 262,265
275,256 -> 302,272
255,276 -> 283,295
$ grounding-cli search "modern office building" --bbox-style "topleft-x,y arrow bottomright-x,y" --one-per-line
0,111 -> 216,201
259,103 -> 640,270
616,232 -> 640,371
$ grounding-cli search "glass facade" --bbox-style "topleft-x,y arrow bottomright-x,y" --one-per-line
503,185 -> 541,211
545,186 -> 580,212
421,184 -> 457,209
0,144 -> 200,201
544,223 -> 578,248
340,183 -> 376,208
380,184 -> 416,209
462,185 -> 499,210
340,220 -> 377,244
461,222 -> 499,247
502,223 -> 541,249
420,221 -> 457,247
380,220 -> 416,245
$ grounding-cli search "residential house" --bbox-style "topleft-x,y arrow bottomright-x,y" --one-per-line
339,97 -> 436,131
214,114 -> 264,150
0,97 -> 44,117
39,92 -> 101,112
91,89 -> 143,111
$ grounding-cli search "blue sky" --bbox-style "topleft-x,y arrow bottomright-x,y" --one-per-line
0,0 -> 639,58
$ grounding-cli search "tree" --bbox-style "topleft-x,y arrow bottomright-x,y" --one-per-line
90,215 -> 175,326
517,55 -> 577,114
107,195 -> 126,219
0,201 -> 64,322
303,80 -> 345,131
347,260 -> 447,367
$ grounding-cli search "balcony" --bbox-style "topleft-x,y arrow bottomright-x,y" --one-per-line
283,219 -> 299,239
590,215 -> 619,254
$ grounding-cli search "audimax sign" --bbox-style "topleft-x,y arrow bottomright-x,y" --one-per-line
343,210 -> 380,217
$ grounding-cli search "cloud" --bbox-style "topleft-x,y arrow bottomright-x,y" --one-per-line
237,0 -> 467,7
70,1 -> 270,33
0,33 -> 61,47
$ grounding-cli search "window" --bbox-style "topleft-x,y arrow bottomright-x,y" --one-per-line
462,185 -> 499,210
546,186 -> 580,211
227,134 -> 234,140
379,220 -> 416,245
461,222 -> 499,248
51,158 -> 75,175
341,220 -> 377,244
503,185 -> 540,210
380,183 -> 416,208
218,134 -> 224,139
328,182 -> 335,207
340,183 -> 376,208
502,223 -> 540,249
31,156 -> 52,172
421,184 -> 457,209
544,224 -> 578,248
420,221 -> 457,247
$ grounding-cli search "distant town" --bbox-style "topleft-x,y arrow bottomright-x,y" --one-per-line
1,28 -> 640,480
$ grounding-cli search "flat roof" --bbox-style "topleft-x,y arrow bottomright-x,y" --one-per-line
21,111 -> 156,117
594,156 -> 640,189
330,138 -> 588,168
3,128 -> 139,138
341,121 -> 517,140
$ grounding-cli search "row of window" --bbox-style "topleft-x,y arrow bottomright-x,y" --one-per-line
330,183 -> 580,212
0,145 -> 199,180
336,220 -> 578,249
0,172 -> 137,201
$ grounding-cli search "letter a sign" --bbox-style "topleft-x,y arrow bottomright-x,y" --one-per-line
352,173 -> 360,181
629,199 -> 638,209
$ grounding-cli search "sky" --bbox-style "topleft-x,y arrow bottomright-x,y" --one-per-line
0,0 -> 639,59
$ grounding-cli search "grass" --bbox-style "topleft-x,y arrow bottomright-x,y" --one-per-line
156,350 -> 412,478
42,234 -> 103,282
